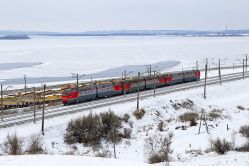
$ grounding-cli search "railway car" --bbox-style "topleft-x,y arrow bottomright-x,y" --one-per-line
111,79 -> 132,94
96,81 -> 121,98
61,85 -> 97,105
61,70 -> 200,105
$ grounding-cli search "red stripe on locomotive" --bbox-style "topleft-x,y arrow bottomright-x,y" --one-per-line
61,91 -> 79,102
158,75 -> 173,83
158,77 -> 165,83
113,83 -> 131,91
195,70 -> 201,77
165,75 -> 173,82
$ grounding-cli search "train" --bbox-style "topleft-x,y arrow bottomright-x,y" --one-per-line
61,70 -> 201,105
2,90 -> 62,110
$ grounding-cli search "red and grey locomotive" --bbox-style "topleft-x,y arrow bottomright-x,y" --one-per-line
61,70 -> 200,105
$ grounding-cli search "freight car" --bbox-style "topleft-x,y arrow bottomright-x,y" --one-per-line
61,70 -> 200,105
2,90 -> 62,110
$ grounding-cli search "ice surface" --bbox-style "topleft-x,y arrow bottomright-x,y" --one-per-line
0,36 -> 248,80
1,60 -> 180,85
0,62 -> 41,70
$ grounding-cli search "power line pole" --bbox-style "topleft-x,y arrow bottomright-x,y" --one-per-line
33,87 -> 36,124
196,61 -> 198,70
150,65 -> 152,77
76,74 -> 79,90
24,75 -> 27,94
218,59 -> 222,85
124,70 -> 126,79
204,59 -> 208,99
153,70 -> 156,97
246,54 -> 248,72
137,72 -> 140,110
198,109 -> 209,134
123,70 -> 126,97
72,73 -> 85,89
204,113 -> 209,134
243,59 -> 245,79
112,119 -> 117,159
41,84 -> 46,135
1,84 -> 3,121
198,109 -> 203,134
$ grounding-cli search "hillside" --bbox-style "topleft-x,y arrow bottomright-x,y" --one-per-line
0,75 -> 248,165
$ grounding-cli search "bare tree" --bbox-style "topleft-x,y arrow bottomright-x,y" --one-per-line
4,133 -> 23,155
145,132 -> 174,165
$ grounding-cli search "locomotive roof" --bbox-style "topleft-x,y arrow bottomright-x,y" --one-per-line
111,76 -> 144,84
167,70 -> 196,75
95,81 -> 112,85
63,69 -> 200,91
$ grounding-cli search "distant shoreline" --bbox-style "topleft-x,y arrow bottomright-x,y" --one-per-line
0,34 -> 30,40
1,30 -> 249,37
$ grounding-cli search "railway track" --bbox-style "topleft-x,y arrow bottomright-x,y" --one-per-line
0,71 -> 248,129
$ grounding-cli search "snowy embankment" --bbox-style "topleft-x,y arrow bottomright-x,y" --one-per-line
0,152 -> 248,166
170,152 -> 249,166
0,75 -> 249,165
0,155 -> 150,166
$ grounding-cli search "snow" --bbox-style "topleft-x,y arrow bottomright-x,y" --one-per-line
0,74 -> 249,165
0,155 -> 150,166
0,152 -> 248,166
0,36 -> 249,165
170,152 -> 249,166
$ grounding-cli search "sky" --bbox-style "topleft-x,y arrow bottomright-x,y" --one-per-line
0,0 -> 249,32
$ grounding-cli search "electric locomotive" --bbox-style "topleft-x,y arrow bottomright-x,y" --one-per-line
61,70 -> 200,105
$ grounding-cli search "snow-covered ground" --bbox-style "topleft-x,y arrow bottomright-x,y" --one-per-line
0,36 -> 248,80
0,74 -> 248,165
0,152 -> 248,166
0,155 -> 150,166
0,36 -> 249,165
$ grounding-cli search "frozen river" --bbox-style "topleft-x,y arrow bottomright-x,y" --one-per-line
0,36 -> 249,86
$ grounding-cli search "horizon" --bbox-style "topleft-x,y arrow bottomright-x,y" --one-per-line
1,29 -> 249,34
1,0 -> 249,32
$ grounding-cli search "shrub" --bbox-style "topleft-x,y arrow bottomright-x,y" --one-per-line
190,118 -> 197,126
133,108 -> 145,120
99,111 -> 122,142
64,150 -> 76,155
237,105 -> 245,110
4,133 -> 23,155
64,111 -> 122,146
179,112 -> 198,126
207,110 -> 222,121
123,114 -> 130,123
26,134 -> 43,154
64,113 -> 103,146
239,125 -> 249,139
128,120 -> 134,128
148,153 -> 165,164
121,128 -> 132,139
211,138 -> 231,155
145,133 -> 173,164
157,121 -> 164,131
235,143 -> 249,152
171,99 -> 194,110
95,147 -> 111,158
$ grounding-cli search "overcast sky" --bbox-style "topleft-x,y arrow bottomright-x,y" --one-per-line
1,0 -> 249,32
